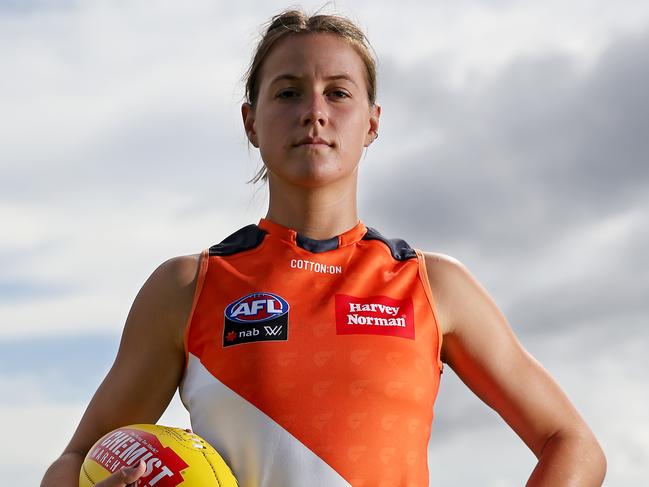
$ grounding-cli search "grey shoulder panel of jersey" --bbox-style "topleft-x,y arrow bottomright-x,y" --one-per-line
208,224 -> 267,256
362,227 -> 417,261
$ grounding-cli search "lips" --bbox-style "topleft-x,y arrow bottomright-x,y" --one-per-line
295,136 -> 331,146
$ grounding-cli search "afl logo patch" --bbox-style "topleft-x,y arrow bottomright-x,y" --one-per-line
223,292 -> 289,347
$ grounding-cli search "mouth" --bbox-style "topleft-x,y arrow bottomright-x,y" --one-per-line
298,143 -> 330,149
294,136 -> 332,147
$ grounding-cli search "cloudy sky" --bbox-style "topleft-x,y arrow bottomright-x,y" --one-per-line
1,0 -> 648,485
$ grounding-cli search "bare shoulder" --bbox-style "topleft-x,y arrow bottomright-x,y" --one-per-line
135,253 -> 202,347
150,253 -> 202,288
420,251 -> 480,337
421,251 -> 466,278
141,253 -> 202,309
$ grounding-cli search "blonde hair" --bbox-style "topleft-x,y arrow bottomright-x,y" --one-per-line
243,8 -> 377,184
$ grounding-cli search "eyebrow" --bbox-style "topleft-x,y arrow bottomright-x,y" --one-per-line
269,73 -> 359,87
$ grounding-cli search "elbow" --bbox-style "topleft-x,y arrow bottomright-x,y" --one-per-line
569,426 -> 607,485
591,437 -> 607,485
536,425 -> 607,485
577,423 -> 607,484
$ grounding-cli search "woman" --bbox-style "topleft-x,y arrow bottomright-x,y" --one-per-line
41,9 -> 606,487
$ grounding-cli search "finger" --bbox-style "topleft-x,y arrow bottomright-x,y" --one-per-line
119,460 -> 146,484
96,459 -> 146,487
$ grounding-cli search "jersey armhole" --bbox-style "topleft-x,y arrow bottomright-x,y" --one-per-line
415,248 -> 444,373
182,249 -> 209,370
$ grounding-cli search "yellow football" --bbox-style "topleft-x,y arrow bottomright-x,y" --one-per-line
79,424 -> 237,486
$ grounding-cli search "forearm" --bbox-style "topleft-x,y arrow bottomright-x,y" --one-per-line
526,431 -> 606,486
41,451 -> 84,487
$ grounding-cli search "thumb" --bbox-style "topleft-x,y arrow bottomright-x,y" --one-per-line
95,459 -> 146,487
119,459 -> 147,484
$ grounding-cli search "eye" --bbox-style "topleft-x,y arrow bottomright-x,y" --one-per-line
276,88 -> 299,99
329,89 -> 350,99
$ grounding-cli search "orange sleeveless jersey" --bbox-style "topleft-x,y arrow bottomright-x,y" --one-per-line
179,218 -> 443,487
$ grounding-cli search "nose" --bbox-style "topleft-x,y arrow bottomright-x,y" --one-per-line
300,92 -> 328,127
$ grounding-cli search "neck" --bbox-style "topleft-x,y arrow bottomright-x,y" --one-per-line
265,174 -> 359,240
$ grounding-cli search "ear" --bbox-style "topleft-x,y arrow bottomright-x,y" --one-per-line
364,103 -> 381,147
241,102 -> 259,148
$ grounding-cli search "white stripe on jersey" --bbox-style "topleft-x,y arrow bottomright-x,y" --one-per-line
180,353 -> 351,487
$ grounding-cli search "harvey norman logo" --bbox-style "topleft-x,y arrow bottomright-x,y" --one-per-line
335,294 -> 415,339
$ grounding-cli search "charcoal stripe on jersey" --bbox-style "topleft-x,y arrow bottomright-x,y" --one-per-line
362,227 -> 417,261
209,225 -> 267,256
295,233 -> 341,253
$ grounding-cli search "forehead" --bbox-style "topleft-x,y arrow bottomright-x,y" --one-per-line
258,33 -> 366,87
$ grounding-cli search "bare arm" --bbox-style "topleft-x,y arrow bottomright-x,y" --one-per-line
41,254 -> 200,486
424,252 -> 606,486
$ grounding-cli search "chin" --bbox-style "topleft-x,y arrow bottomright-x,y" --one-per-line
270,162 -> 356,189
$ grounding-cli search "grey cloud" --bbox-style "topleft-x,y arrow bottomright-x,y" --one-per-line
1,104 -> 254,210
507,261 -> 649,334
503,210 -> 649,333
0,0 -> 78,14
362,29 -> 649,254
0,333 -> 118,402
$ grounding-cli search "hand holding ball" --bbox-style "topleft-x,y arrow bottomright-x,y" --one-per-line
79,424 -> 237,486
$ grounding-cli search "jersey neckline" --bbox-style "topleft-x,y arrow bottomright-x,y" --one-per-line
257,218 -> 368,253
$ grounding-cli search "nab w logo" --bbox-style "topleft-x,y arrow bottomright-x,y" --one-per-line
223,292 -> 290,347
264,325 -> 283,336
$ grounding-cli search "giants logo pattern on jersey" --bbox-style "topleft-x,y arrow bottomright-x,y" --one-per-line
334,294 -> 415,340
223,292 -> 289,347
